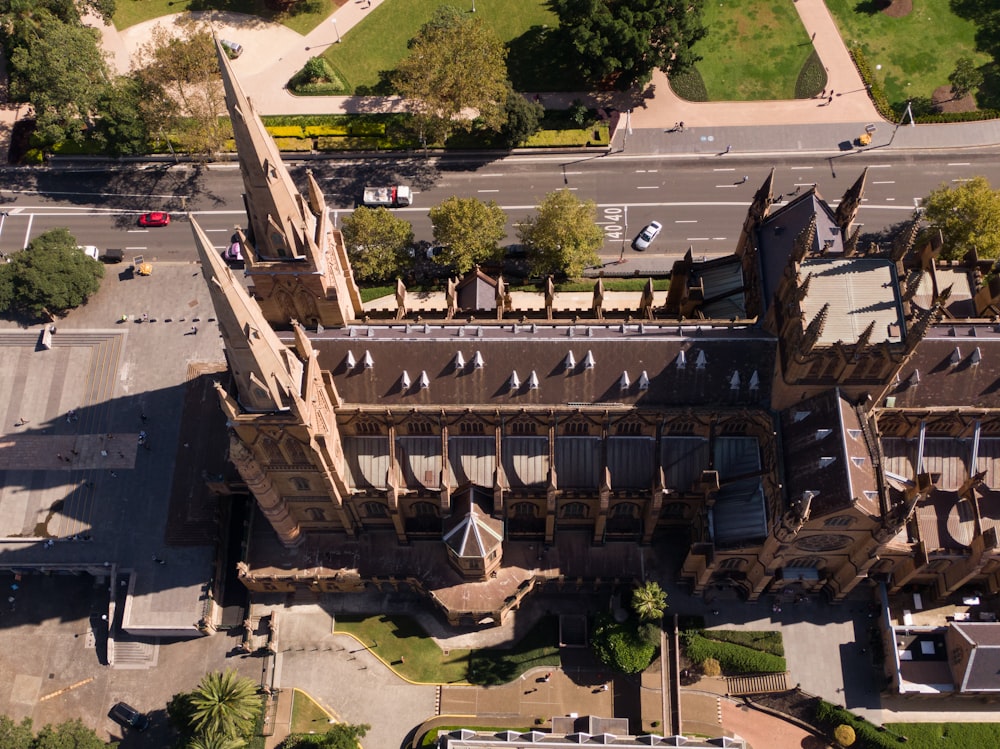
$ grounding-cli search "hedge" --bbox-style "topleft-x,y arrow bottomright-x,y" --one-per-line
701,629 -> 784,657
814,700 -> 902,749
272,137 -> 314,152
681,632 -> 786,674
592,614 -> 657,674
267,125 -> 306,138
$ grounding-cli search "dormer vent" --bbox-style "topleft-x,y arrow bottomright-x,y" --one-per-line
400,370 -> 411,390
345,351 -> 356,369
676,350 -> 687,370
564,351 -> 576,370
362,350 -> 374,369
509,371 -> 521,391
972,347 -> 982,365
473,350 -> 484,369
583,350 -> 595,369
638,371 -> 650,390
619,371 -> 631,390
454,351 -> 466,370
729,371 -> 740,390
695,350 -> 707,369
528,371 -> 539,390
418,371 -> 429,389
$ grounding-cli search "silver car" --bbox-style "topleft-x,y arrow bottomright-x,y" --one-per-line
633,220 -> 662,251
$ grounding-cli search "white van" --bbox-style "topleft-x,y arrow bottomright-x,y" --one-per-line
77,245 -> 100,260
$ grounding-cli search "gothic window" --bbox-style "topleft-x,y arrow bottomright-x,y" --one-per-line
718,557 -> 746,571
460,421 -> 485,435
512,502 -> 538,518
720,421 -> 747,435
821,357 -> 840,379
259,436 -> 285,464
807,359 -> 824,378
670,421 -> 695,435
563,421 -> 590,436
561,502 -> 588,519
363,502 -> 388,518
794,534 -> 851,552
283,437 -> 309,465
356,420 -> 382,435
290,477 -> 310,491
824,515 -> 854,528
615,422 -> 642,436
787,556 -> 824,569
411,501 -> 438,518
611,502 -> 639,518
510,420 -> 537,436
304,507 -> 325,522
408,421 -> 433,435
663,502 -> 689,519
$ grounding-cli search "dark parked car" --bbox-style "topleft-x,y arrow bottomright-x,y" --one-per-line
109,702 -> 150,732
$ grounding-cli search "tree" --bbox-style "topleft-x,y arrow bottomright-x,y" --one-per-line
185,734 -> 247,749
6,10 -> 111,147
631,581 -> 668,623
93,76 -> 151,156
283,723 -> 370,749
187,670 -> 262,741
341,207 -> 414,282
131,20 -> 228,156
429,197 -> 507,273
948,57 -> 983,99
518,189 -> 603,277
548,0 -> 706,90
590,613 -> 657,674
2,228 -> 104,319
0,715 -> 33,749
922,176 -> 1000,260
701,657 -> 721,677
32,718 -> 108,749
393,7 -> 509,141
501,89 -> 544,148
833,724 -> 856,747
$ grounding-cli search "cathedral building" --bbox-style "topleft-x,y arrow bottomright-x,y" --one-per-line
198,40 -> 1000,637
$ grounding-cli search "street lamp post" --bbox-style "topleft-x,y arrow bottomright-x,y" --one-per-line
471,0 -> 476,11
331,17 -> 341,43
621,109 -> 632,152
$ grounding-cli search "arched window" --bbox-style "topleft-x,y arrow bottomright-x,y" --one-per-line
561,502 -> 588,519
304,507 -> 325,522
259,437 -> 284,464
611,502 -> 639,518
824,515 -> 854,527
282,438 -> 309,465
363,502 -> 388,518
290,477 -> 310,491
459,421 -> 485,435
718,557 -> 746,571
512,502 -> 538,518
411,501 -> 438,518
663,502 -> 689,519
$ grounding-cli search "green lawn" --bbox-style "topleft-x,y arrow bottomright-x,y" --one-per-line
825,0 -> 990,108
687,0 -> 816,100
113,0 -> 335,35
884,723 -> 1000,748
318,0 -> 563,94
290,689 -> 333,733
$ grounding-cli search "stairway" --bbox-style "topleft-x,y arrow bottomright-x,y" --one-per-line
725,671 -> 789,696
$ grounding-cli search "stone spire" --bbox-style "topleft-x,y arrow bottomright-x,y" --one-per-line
835,167 -> 869,234
192,216 -> 303,413
801,302 -> 830,354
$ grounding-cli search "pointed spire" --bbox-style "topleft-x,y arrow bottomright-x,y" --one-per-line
905,303 -> 938,352
400,370 -> 411,390
564,351 -> 576,370
890,218 -> 921,263
638,370 -> 650,390
418,371 -> 429,389
801,302 -> 830,353
528,371 -> 539,390
454,351 -> 466,370
902,270 -> 923,302
508,371 -> 521,391
345,350 -> 356,369
472,350 -> 484,369
190,217 -> 302,413
583,350 -> 595,369
362,350 -> 374,369
619,371 -> 631,391
795,272 -> 813,304
835,167 -> 869,233
853,319 -> 876,361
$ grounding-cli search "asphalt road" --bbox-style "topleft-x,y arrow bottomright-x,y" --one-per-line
0,149 -> 997,264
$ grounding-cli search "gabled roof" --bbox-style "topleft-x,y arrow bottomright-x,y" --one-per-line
443,492 -> 503,559
952,623 -> 1000,692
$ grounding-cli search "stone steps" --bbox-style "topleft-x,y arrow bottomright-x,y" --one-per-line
725,671 -> 789,696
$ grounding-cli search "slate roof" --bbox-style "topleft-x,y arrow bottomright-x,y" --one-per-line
290,324 -> 776,409
887,325 -> 1000,409
780,389 -> 880,518
952,623 -> 1000,692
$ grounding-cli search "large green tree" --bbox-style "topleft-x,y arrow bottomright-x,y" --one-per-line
0,228 -> 104,319
283,723 -> 370,749
187,670 -> 261,741
429,197 -> 507,273
922,176 -> 1000,260
341,207 -> 414,282
631,581 -> 668,623
548,0 -> 706,90
92,76 -> 151,156
0,716 -> 33,749
501,88 -> 545,148
5,10 -> 110,147
393,6 -> 509,142
518,190 -> 603,277
131,20 -> 228,156
32,719 -> 108,749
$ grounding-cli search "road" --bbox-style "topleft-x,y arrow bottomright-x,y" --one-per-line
0,149 -> 996,264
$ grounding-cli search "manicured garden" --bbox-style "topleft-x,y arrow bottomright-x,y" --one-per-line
114,0 -> 335,35
825,0 -> 990,109
884,721 -> 1000,748
681,629 -> 786,674
289,689 -> 332,733
672,0 -> 822,101
333,614 -> 559,685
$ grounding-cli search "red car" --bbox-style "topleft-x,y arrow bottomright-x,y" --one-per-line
138,212 -> 170,227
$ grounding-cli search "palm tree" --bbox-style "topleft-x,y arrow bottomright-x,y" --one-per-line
186,733 -> 246,749
188,670 -> 262,741
631,581 -> 668,623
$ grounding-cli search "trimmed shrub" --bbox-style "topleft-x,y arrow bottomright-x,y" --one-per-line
795,49 -> 827,99
849,47 -> 897,121
701,657 -> 721,677
701,629 -> 784,657
834,724 -> 856,747
272,137 -> 314,152
267,126 -> 306,138
669,67 -> 708,102
681,632 -> 786,674
591,613 -> 657,674
814,701 -> 899,749
304,125 -> 349,137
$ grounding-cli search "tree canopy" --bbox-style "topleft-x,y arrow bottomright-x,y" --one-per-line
590,613 -> 657,674
429,197 -> 507,274
0,228 -> 104,319
0,716 -> 109,749
631,581 -> 668,623
922,176 -> 1000,260
501,89 -> 544,148
187,670 -> 262,741
393,6 -> 510,141
548,0 -> 706,90
341,207 -> 414,282
282,723 -> 370,749
518,190 -> 603,277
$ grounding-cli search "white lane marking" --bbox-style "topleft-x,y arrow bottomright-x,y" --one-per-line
872,181 -> 895,185
204,229 -> 229,232
636,186 -> 660,190
125,246 -> 147,250
952,178 -> 973,183
127,229 -> 149,233
712,237 -> 727,241
947,162 -> 971,166
713,168 -> 735,172
22,214 -> 33,249
477,189 -> 500,193
563,171 -> 583,175
675,220 -> 698,223
478,173 -> 504,177
868,164 -> 891,168
715,184 -> 738,188
790,166 -> 814,170
886,197 -> 895,201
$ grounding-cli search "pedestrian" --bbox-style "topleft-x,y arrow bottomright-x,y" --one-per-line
828,91 -> 834,103
142,312 -> 148,322
110,471 -> 117,478
725,144 -> 732,154
740,175 -> 749,184
15,417 -> 27,426
56,453 -> 63,462
600,683 -> 609,692
140,412 -> 148,423
811,31 -> 816,41
679,121 -> 684,132
190,325 -> 198,335
820,88 -> 826,98
70,449 -> 79,456
120,314 -> 127,323
673,121 -> 679,131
